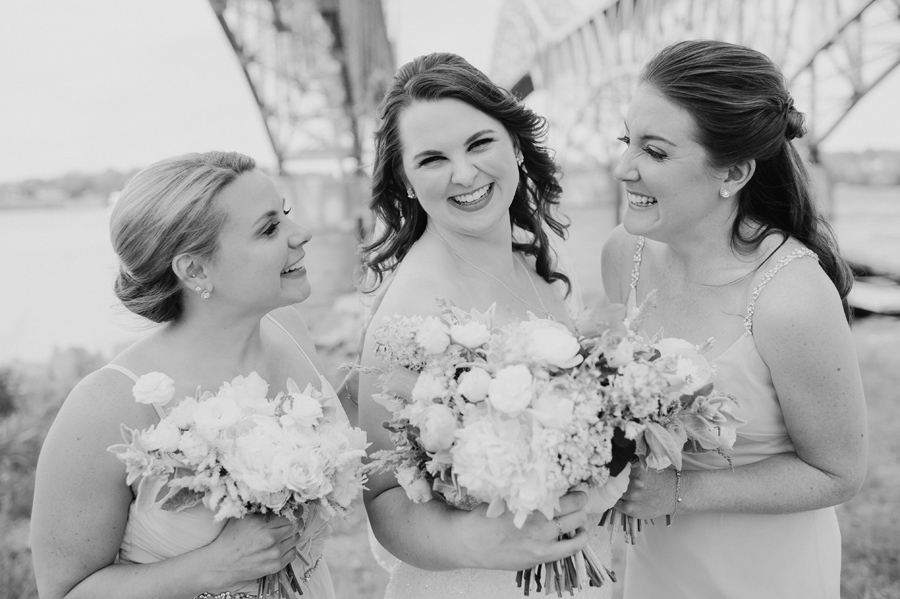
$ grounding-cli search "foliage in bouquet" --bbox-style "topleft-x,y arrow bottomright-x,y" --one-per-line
574,292 -> 746,475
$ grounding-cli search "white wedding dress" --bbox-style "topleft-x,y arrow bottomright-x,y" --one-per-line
375,229 -> 616,599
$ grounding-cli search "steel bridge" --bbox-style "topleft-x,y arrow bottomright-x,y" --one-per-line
491,0 -> 900,168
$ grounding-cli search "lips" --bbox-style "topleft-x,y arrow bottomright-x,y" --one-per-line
281,256 -> 304,274
627,191 -> 658,207
449,183 -> 492,205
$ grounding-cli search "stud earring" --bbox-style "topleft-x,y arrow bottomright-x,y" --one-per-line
195,285 -> 202,293
719,188 -> 732,198
189,273 -> 197,279
201,289 -> 211,300
406,187 -> 416,199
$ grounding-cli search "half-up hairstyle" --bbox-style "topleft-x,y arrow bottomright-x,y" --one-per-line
641,40 -> 853,319
110,151 -> 256,323
363,52 -> 569,294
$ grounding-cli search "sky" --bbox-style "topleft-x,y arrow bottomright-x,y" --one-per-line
0,0 -> 898,184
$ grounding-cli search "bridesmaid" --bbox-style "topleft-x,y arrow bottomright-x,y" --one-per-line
602,40 -> 868,599
31,152 -> 342,599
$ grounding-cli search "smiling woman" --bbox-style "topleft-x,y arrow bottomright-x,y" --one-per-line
31,151 -> 351,599
355,52 -> 615,599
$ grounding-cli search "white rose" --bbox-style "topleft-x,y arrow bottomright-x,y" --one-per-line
410,403 -> 458,452
527,326 -> 583,369
132,372 -> 175,406
456,367 -> 492,403
529,387 -> 574,429
450,322 -> 491,349
283,390 -> 324,428
177,429 -> 211,464
275,447 -> 331,499
488,364 -> 533,415
167,396 -> 199,429
330,463 -> 363,507
192,395 -> 243,434
655,338 -> 713,394
411,371 -> 447,404
417,317 -> 451,355
140,419 -> 182,452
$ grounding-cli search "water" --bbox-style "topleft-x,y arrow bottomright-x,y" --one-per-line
0,184 -> 894,364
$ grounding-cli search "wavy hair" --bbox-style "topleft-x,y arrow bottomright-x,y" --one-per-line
362,52 -> 569,294
110,151 -> 256,323
641,40 -> 853,319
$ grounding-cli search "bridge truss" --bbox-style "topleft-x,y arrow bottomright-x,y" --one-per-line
491,0 -> 900,167
208,0 -> 395,174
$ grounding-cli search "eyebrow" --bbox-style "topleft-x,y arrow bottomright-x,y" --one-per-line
411,129 -> 497,161
253,198 -> 287,227
623,122 -> 676,146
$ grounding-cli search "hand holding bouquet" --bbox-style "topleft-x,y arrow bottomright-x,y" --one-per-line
367,302 -> 621,595
109,372 -> 369,597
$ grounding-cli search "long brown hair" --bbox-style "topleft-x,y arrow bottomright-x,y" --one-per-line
363,52 -> 569,295
641,39 -> 853,319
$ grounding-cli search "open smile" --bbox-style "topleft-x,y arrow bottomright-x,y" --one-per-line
281,256 -> 305,276
627,191 -> 658,207
449,183 -> 493,206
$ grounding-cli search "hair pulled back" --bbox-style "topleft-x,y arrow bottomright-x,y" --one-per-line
641,40 -> 853,319
110,151 -> 256,323
363,52 -> 569,294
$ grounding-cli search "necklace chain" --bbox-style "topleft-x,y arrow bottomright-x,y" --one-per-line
425,227 -> 549,316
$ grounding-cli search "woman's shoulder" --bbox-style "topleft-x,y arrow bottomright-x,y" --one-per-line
49,364 -> 158,446
750,237 -> 844,341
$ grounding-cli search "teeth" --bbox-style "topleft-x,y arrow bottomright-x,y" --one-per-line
628,192 -> 657,206
282,258 -> 304,274
451,183 -> 491,204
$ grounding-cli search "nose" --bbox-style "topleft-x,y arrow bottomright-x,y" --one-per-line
450,158 -> 478,188
287,219 -> 312,248
613,148 -> 638,183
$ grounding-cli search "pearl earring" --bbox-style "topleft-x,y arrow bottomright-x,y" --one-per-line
719,188 -> 732,198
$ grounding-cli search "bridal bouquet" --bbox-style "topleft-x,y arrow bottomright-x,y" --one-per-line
109,372 -> 368,598
367,295 -> 743,594
367,301 -> 619,595
574,293 -> 746,542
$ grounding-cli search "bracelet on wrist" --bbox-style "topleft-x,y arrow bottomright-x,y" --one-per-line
666,469 -> 683,527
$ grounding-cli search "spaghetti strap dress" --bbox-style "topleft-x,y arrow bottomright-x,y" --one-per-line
622,236 -> 841,599
106,314 -> 338,599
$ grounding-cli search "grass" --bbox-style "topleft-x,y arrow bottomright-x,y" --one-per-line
1,314 -> 898,599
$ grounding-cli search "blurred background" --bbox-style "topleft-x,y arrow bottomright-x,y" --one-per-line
1,1 -> 898,597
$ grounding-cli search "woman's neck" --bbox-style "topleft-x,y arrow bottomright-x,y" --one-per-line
161,307 -> 268,373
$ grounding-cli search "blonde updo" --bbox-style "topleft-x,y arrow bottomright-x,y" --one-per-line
110,151 -> 256,323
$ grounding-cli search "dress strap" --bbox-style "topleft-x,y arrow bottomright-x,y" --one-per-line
265,314 -> 324,380
630,236 -> 646,291
102,364 -> 168,420
743,247 -> 818,335
102,363 -> 140,382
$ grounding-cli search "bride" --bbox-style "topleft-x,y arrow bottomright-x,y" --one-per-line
357,52 -> 615,599
31,151 -> 344,599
